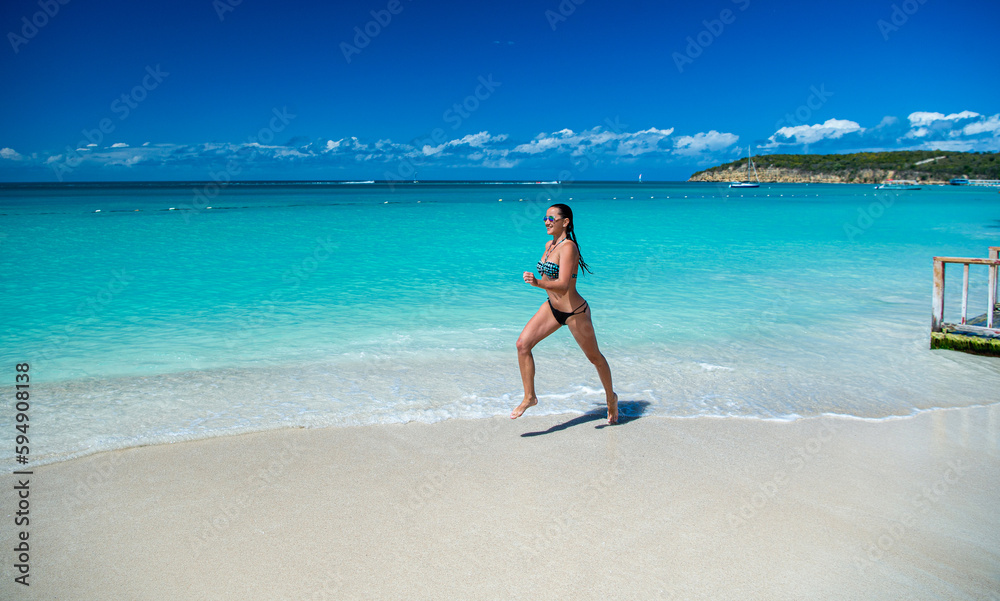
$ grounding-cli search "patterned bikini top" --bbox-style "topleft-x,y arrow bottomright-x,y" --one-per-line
536,260 -> 559,278
536,238 -> 569,279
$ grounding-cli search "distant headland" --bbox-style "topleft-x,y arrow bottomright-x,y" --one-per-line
688,150 -> 1000,184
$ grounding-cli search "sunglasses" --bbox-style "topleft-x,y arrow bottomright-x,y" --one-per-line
543,216 -> 563,223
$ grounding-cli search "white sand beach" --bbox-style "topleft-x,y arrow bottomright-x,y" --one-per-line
3,405 -> 999,600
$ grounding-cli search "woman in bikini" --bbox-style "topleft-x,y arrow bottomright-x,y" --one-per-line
511,203 -> 618,425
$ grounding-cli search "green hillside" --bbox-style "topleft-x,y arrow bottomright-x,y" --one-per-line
690,150 -> 1000,181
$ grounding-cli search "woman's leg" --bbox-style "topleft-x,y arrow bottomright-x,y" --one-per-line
512,301 -> 561,418
565,305 -> 618,424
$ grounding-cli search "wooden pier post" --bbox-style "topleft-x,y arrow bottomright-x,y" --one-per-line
991,247 -> 999,328
961,264 -> 970,324
932,258 -> 945,333
989,262 -> 997,329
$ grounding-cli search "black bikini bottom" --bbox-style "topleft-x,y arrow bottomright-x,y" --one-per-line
548,299 -> 588,326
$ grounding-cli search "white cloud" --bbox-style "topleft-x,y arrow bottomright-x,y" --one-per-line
874,116 -> 899,129
763,118 -> 864,148
423,132 -> 510,156
12,125 -> 684,178
421,144 -> 443,157
14,114 -> 996,181
905,110 -> 983,139
615,127 -> 675,156
513,128 -> 587,154
922,140 -> 977,152
962,114 -> 1000,136
673,130 -> 738,155
900,111 -> 1000,150
480,156 -> 519,168
87,145 -> 171,168
103,151 -> 144,167
512,126 -> 673,158
324,137 -> 368,153
907,110 -> 980,128
446,131 -> 506,148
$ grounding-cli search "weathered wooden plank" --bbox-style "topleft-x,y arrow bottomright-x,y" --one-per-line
943,323 -> 1000,338
933,257 -> 1000,266
965,308 -> 1000,329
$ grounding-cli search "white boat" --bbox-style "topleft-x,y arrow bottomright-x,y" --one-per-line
874,179 -> 920,190
729,146 -> 760,188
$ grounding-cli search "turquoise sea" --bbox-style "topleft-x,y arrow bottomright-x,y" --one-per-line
1,181 -> 998,467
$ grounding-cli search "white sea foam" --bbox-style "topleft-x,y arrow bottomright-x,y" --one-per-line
4,337 -> 998,470
698,363 -> 734,372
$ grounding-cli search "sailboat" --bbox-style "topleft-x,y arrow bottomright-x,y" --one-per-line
729,146 -> 761,188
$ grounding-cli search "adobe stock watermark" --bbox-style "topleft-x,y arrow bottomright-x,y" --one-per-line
287,574 -> 344,601
774,85 -> 833,131
213,0 -> 244,22
49,65 -> 170,181
399,418 -> 502,517
877,0 -> 929,41
7,0 -> 71,54
180,106 -> 296,223
726,421 -> 838,528
62,452 -> 129,511
853,458 -> 971,575
189,440 -> 306,557
545,0 -> 585,31
383,74 -> 501,187
514,447 -> 627,558
341,0 -> 414,64
602,245 -> 673,316
672,0 -> 751,73
37,267 -> 135,363
843,190 -> 896,241
223,232 -> 339,349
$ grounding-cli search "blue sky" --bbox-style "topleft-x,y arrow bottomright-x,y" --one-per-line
1,0 -> 997,182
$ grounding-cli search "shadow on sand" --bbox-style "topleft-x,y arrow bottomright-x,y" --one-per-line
520,400 -> 650,437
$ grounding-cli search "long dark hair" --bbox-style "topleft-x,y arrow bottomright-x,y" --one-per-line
551,203 -> 592,276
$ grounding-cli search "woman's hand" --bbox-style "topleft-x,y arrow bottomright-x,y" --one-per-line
522,271 -> 538,287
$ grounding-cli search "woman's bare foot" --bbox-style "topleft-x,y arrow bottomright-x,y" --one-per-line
607,392 -> 618,424
511,397 -> 537,419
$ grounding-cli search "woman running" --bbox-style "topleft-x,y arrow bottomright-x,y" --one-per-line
511,203 -> 618,424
